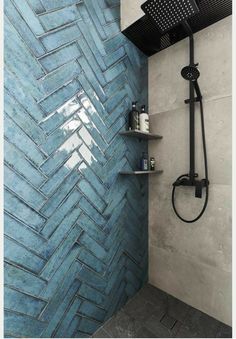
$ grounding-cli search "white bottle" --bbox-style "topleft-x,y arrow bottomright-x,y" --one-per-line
139,105 -> 149,132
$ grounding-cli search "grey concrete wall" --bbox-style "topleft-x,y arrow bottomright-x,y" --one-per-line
148,16 -> 232,326
120,0 -> 145,31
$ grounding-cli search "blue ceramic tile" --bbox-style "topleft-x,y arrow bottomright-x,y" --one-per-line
41,279 -> 81,337
4,261 -> 47,297
84,0 -> 107,40
4,140 -> 46,188
4,310 -> 46,338
78,213 -> 105,244
79,231 -> 107,262
78,265 -> 107,293
5,17 -> 45,79
40,24 -> 81,52
5,68 -> 45,123
12,0 -> 45,35
79,317 -> 101,335
4,286 -> 47,317
78,248 -> 106,274
39,93 -> 82,135
4,189 -> 46,231
5,0 -> 45,57
39,78 -> 82,116
41,188 -> 81,237
39,5 -> 82,31
41,0 -> 82,11
40,208 -> 81,259
40,224 -> 82,280
4,0 -> 148,337
78,179 -> 106,212
41,60 -> 81,95
40,171 -> 80,217
104,5 -> 120,23
27,0 -> 46,14
78,283 -> 107,307
80,301 -> 106,322
39,245 -> 82,299
40,151 -> 81,195
79,196 -> 106,227
4,165 -> 46,210
4,236 -> 46,274
40,262 -> 82,323
4,213 -> 47,258
39,42 -> 81,73
5,91 -> 46,145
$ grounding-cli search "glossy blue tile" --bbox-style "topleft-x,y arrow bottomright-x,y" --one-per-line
4,287 -> 47,317
4,190 -> 46,231
4,0 -> 148,337
4,237 -> 46,274
41,0 -> 82,11
4,165 -> 46,210
39,5 -> 82,31
12,0 -> 45,35
27,0 -> 46,14
39,42 -> 81,73
4,0 -> 45,56
4,262 -> 47,297
4,310 -> 46,338
40,24 -> 81,52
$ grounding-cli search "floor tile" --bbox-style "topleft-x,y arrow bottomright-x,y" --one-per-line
182,308 -> 221,338
92,284 -> 232,338
138,284 -> 168,307
175,324 -> 202,338
101,310 -> 137,338
160,313 -> 177,329
144,314 -> 181,338
167,295 -> 190,322
123,296 -> 166,327
135,326 -> 157,338
216,323 -> 232,338
92,327 -> 111,338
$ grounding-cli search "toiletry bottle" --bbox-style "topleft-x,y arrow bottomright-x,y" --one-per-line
139,105 -> 149,133
150,157 -> 155,171
140,152 -> 148,171
129,101 -> 139,130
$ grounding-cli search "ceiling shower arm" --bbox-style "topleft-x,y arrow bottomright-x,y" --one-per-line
181,21 -> 194,65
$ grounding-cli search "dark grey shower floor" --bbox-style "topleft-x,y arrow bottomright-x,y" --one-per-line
93,284 -> 232,338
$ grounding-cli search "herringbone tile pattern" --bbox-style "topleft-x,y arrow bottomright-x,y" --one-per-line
4,0 -> 148,337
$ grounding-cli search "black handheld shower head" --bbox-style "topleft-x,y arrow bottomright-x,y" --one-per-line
181,65 -> 200,81
141,0 -> 200,34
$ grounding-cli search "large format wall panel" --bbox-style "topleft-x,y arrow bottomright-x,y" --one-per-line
4,0 -> 148,337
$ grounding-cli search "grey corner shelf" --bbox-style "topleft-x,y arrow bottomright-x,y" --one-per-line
119,130 -> 162,140
119,170 -> 163,175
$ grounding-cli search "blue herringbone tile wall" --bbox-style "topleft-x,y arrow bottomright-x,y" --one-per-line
4,0 -> 148,337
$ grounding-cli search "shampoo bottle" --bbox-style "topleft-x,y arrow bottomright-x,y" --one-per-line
139,105 -> 149,133
129,101 -> 139,130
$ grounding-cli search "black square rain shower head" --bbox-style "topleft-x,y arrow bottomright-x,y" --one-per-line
141,0 -> 200,34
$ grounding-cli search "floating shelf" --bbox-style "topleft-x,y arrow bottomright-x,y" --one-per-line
120,130 -> 162,140
119,170 -> 163,175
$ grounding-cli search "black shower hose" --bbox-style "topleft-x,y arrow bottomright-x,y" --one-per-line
171,99 -> 209,223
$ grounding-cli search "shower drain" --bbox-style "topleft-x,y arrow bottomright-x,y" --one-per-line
160,313 -> 178,330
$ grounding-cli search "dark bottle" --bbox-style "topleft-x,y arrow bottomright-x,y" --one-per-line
128,101 -> 139,130
140,152 -> 149,171
150,157 -> 155,171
